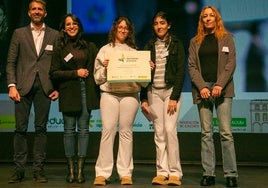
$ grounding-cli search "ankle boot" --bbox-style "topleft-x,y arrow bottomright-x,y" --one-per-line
66,157 -> 75,183
76,157 -> 85,183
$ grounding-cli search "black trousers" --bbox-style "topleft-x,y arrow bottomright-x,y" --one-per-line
13,75 -> 51,174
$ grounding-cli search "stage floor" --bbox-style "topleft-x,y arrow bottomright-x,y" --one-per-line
1,163 -> 267,188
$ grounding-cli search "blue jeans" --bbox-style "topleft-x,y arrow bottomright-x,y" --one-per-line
63,81 -> 90,157
198,97 -> 238,177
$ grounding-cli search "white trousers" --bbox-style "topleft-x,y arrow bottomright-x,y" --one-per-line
95,92 -> 139,179
148,87 -> 183,178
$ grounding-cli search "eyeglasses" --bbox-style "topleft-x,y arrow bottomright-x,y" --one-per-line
117,26 -> 129,31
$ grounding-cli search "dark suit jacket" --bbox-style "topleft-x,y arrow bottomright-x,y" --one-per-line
6,24 -> 58,96
50,41 -> 100,112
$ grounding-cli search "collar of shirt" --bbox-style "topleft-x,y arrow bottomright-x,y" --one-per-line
156,36 -> 171,48
31,23 -> 45,55
30,23 -> 46,33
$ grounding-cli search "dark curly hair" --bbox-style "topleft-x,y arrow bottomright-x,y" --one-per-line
108,16 -> 137,49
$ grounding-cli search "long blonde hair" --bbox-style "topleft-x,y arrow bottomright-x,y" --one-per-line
195,6 -> 228,45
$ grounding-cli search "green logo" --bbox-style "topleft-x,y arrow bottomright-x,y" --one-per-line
0,115 -> 15,128
213,118 -> 247,127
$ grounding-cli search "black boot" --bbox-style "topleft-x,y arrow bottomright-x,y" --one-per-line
66,157 -> 75,183
76,157 -> 86,183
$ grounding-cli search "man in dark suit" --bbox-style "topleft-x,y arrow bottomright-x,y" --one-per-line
6,0 -> 58,183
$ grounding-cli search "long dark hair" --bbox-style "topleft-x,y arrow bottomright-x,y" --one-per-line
108,16 -> 137,49
152,11 -> 172,41
57,13 -> 87,49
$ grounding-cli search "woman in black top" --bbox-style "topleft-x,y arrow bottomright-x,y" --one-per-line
188,6 -> 238,187
50,14 -> 100,184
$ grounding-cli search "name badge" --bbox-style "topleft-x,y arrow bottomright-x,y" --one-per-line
160,50 -> 169,58
45,45 -> 53,51
64,53 -> 73,62
222,46 -> 229,53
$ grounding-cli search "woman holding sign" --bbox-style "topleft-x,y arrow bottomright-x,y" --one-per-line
93,16 -> 148,185
140,11 -> 186,186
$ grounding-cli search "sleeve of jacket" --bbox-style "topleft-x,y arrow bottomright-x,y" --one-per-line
94,46 -> 107,85
139,41 -> 154,102
170,39 -> 186,100
6,29 -> 20,86
87,42 -> 99,73
215,34 -> 236,88
140,86 -> 148,102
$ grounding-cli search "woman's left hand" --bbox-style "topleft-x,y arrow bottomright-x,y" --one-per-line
77,68 -> 89,78
212,85 -> 222,97
167,100 -> 177,115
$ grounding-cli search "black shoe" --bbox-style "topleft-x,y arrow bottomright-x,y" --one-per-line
8,171 -> 25,183
33,172 -> 48,183
200,176 -> 215,186
226,177 -> 237,187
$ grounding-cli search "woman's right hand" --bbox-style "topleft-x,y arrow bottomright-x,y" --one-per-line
103,59 -> 109,69
200,87 -> 211,99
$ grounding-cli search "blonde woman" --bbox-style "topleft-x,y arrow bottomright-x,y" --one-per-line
188,6 -> 238,187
